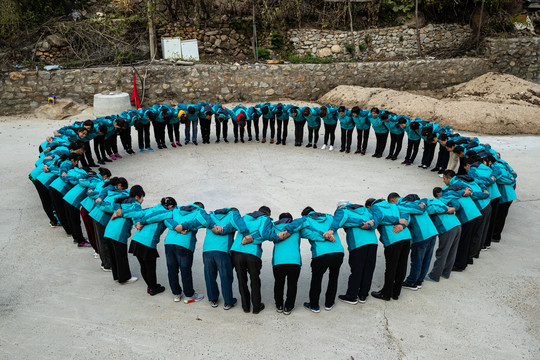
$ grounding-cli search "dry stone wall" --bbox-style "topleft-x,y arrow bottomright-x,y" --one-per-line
0,58 -> 489,115
484,37 -> 540,84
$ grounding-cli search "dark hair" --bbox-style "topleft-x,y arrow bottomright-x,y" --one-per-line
338,106 -> 346,113
188,107 -> 196,115
105,177 -> 119,188
398,118 -> 407,125
302,108 -> 310,117
370,107 -> 380,114
147,111 -> 157,121
83,120 -> 94,129
464,157 -> 477,166
68,141 -> 84,151
445,140 -> 455,148
465,150 -> 477,159
206,111 -> 212,117
161,197 -> 177,207
76,127 -> 88,135
387,192 -> 400,202
410,122 -> 420,131
279,212 -> 293,220
428,134 -> 438,143
351,106 -> 360,115
99,167 -> 112,177
133,119 -> 143,131
129,185 -> 145,198
261,106 -> 269,115
301,206 -> 314,217
421,127 -> 432,137
380,112 -> 389,120
484,155 -> 496,165
117,177 -> 129,189
258,205 -> 271,217
443,170 -> 456,178
116,118 -> 128,129
194,201 -> 205,209
433,187 -> 442,197
453,146 -> 464,154
365,198 -> 376,207
319,107 -> 327,117
439,134 -> 448,141
98,124 -> 108,135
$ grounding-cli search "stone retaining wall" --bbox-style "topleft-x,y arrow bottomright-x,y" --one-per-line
0,58 -> 489,115
287,24 -> 473,61
484,37 -> 540,84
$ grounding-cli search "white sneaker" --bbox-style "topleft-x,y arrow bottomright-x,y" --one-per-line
93,251 -> 99,259
321,144 -> 327,150
173,292 -> 184,302
123,276 -> 138,284
184,292 -> 204,304
329,145 -> 334,151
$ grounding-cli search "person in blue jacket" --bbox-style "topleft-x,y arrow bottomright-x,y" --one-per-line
117,111 -> 136,155
320,105 -> 338,151
303,107 -> 321,149
129,196 -> 178,296
230,206 -> 283,314
351,106 -> 371,155
179,102 -> 205,145
271,212 -> 312,314
61,165 -> 93,247
187,207 -> 250,309
428,188 -> 462,281
371,110 -> 389,158
478,155 -> 502,249
392,193 -> 439,290
399,118 -> 421,165
152,104 -> 173,149
274,103 -> 289,145
289,106 -> 305,147
256,103 -> 276,144
213,104 -> 230,143
246,106 -> 260,142
135,106 -> 156,152
102,185 -> 146,284
294,206 -> 343,313
323,200 -> 378,304
385,115 -> 405,161
490,156 -> 517,243
337,106 -> 354,153
199,104 -> 214,144
366,197 -> 411,301
229,105 -> 248,143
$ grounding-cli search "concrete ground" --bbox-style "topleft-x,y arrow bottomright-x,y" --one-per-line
0,105 -> 539,360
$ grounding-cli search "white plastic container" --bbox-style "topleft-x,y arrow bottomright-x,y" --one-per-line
93,92 -> 132,117
180,39 -> 199,61
161,37 -> 182,59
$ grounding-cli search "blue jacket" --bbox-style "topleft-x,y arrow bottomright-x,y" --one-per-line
301,107 -> 321,128
286,212 -> 344,258
329,203 -> 378,251
404,119 -> 421,141
80,180 -> 106,212
352,110 -> 371,130
397,196 -> 439,243
272,218 -> 305,266
200,208 -> 250,253
63,173 -> 101,208
370,112 -> 388,134
230,211 -> 280,258
441,182 -> 481,223
89,189 -> 129,226
385,115 -> 405,135
370,200 -> 411,247
103,197 -> 145,244
132,203 -> 175,249
337,109 -> 354,130
453,175 -> 490,210
492,161 -> 517,203
426,198 -> 461,234
164,204 -> 213,251
467,163 -> 501,201
320,105 -> 338,125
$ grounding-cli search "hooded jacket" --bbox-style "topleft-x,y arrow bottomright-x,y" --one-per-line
329,203 -> 378,251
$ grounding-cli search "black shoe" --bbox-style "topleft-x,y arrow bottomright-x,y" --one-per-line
185,141 -> 190,145
97,159 -> 105,165
385,155 -> 393,160
358,295 -> 367,303
276,305 -> 283,313
88,163 -> 99,167
253,303 -> 265,314
306,143 -> 312,148
438,169 -> 445,174
354,149 -> 361,154
372,154 -> 378,158
162,143 -> 167,149
224,139 -> 229,143
148,285 -> 166,296
375,154 -> 382,158
391,156 -> 397,161
224,298 -> 237,310
371,291 -> 390,301
340,148 -> 345,153
283,306 -> 294,315
103,158 -> 112,162
313,144 -> 317,149
234,139 -> 238,143
392,295 -> 399,300
282,141 -> 286,146
256,137 -> 260,142
243,307 -> 250,313
338,295 -> 358,305
431,167 -> 440,172
452,266 -> 464,272
157,145 -> 163,149
248,137 -> 253,141
276,141 -> 281,145
241,139 -> 245,143
467,258 -> 474,265
193,141 -> 198,146
216,139 -> 220,143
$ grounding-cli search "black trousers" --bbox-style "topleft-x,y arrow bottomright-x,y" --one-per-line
471,204 -> 492,258
388,133 -> 404,158
167,122 -> 180,143
49,187 -> 71,235
484,198 -> 500,247
136,253 -> 158,290
457,157 -> 467,175
307,126 -> 320,145
247,118 -> 259,140
341,128 -> 353,151
137,122 -> 151,149
454,217 -> 481,270
105,133 -> 119,156
405,139 -> 420,162
374,132 -> 389,156
345,244 -> 377,299
356,128 -> 369,151
93,220 -> 111,269
323,123 -> 337,146
273,264 -> 301,309
276,119 -> 289,144
34,181 -> 57,224
65,202 -> 85,244
492,200 -> 512,241
434,144 -> 450,169
106,238 -> 132,283
119,127 -> 132,151
93,136 -> 107,161
421,140 -> 437,167
231,251 -> 262,312
262,117 -> 275,140
309,252 -> 344,308
294,120 -> 306,145
200,118 -> 211,143
381,239 -> 411,299
216,119 -> 228,141
152,122 -> 166,146
82,141 -> 96,166
233,122 -> 245,141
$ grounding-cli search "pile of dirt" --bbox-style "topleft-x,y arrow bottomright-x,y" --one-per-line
318,72 -> 540,135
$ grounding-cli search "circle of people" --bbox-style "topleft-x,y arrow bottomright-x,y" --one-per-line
30,101 -> 517,315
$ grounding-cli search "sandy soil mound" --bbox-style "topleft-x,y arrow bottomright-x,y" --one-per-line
318,73 -> 540,135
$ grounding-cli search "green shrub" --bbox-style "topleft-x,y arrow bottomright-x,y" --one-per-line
257,47 -> 271,60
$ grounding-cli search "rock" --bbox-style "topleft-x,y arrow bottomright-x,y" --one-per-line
45,34 -> 67,47
317,48 -> 332,57
38,41 -> 51,51
35,99 -> 85,120
331,45 -> 341,53
10,72 -> 25,80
